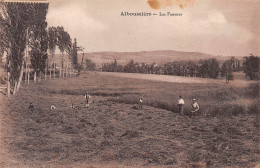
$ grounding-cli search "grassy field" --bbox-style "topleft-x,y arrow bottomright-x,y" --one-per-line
1,72 -> 259,167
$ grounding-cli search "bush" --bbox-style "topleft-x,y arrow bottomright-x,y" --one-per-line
243,55 -> 260,80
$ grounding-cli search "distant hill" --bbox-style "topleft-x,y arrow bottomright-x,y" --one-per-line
54,50 -> 235,66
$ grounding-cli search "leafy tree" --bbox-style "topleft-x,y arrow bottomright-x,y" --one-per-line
29,3 -> 49,82
221,60 -> 233,83
47,26 -> 58,78
163,63 -> 173,75
117,65 -> 124,72
112,59 -> 117,72
124,60 -> 138,73
56,26 -> 72,78
243,54 -> 259,80
0,2 -> 46,94
0,2 -> 9,56
69,38 -> 85,76
70,38 -> 78,69
140,63 -> 149,74
85,59 -> 96,71
0,3 -> 13,97
199,58 -> 220,79
187,62 -> 197,77
149,63 -> 157,74
230,56 -> 241,72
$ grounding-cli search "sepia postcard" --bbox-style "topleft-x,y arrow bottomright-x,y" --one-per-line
0,0 -> 259,167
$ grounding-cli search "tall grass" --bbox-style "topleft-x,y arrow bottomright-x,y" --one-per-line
108,83 -> 259,116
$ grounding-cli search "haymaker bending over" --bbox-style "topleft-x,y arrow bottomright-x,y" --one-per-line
191,99 -> 199,117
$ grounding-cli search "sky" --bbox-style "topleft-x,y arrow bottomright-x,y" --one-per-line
46,0 -> 260,56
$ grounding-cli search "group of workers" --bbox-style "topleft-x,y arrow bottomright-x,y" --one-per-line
138,94 -> 199,116
83,93 -> 199,116
29,92 -> 198,116
177,95 -> 199,116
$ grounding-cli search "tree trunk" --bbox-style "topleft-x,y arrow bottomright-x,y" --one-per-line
64,57 -> 66,78
25,61 -> 27,83
63,54 -> 65,78
7,42 -> 11,97
49,63 -> 52,80
13,81 -> 18,95
34,71 -> 37,83
62,59 -> 65,78
60,61 -> 62,78
63,58 -> 67,78
70,63 -> 71,77
66,57 -> 68,78
7,71 -> 10,98
28,68 -> 30,84
50,51 -> 53,79
16,59 -> 25,92
45,59 -> 47,80
39,71 -> 41,82
53,62 -> 56,79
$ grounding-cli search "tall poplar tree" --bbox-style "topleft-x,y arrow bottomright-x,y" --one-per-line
47,26 -> 58,79
29,3 -> 49,83
0,2 -> 32,94
56,26 -> 71,78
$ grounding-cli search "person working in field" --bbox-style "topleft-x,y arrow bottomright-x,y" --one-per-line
139,95 -> 143,109
29,103 -> 34,111
178,95 -> 185,114
84,92 -> 91,107
191,99 -> 199,116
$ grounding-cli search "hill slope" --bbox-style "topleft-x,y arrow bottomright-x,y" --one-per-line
54,50 -> 232,66
83,50 -> 221,65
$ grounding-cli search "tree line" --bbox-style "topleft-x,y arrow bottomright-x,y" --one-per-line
100,56 -> 259,81
0,2 -> 83,97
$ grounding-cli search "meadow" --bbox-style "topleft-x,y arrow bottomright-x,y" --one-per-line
1,71 -> 259,167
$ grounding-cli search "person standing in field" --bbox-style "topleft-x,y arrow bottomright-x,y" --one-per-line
84,92 -> 91,107
28,103 -> 34,111
191,99 -> 199,117
178,95 -> 185,114
139,95 -> 143,109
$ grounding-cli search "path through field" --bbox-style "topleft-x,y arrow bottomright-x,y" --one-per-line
98,72 -> 256,87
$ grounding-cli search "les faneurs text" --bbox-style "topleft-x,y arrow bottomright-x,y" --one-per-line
121,12 -> 182,16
